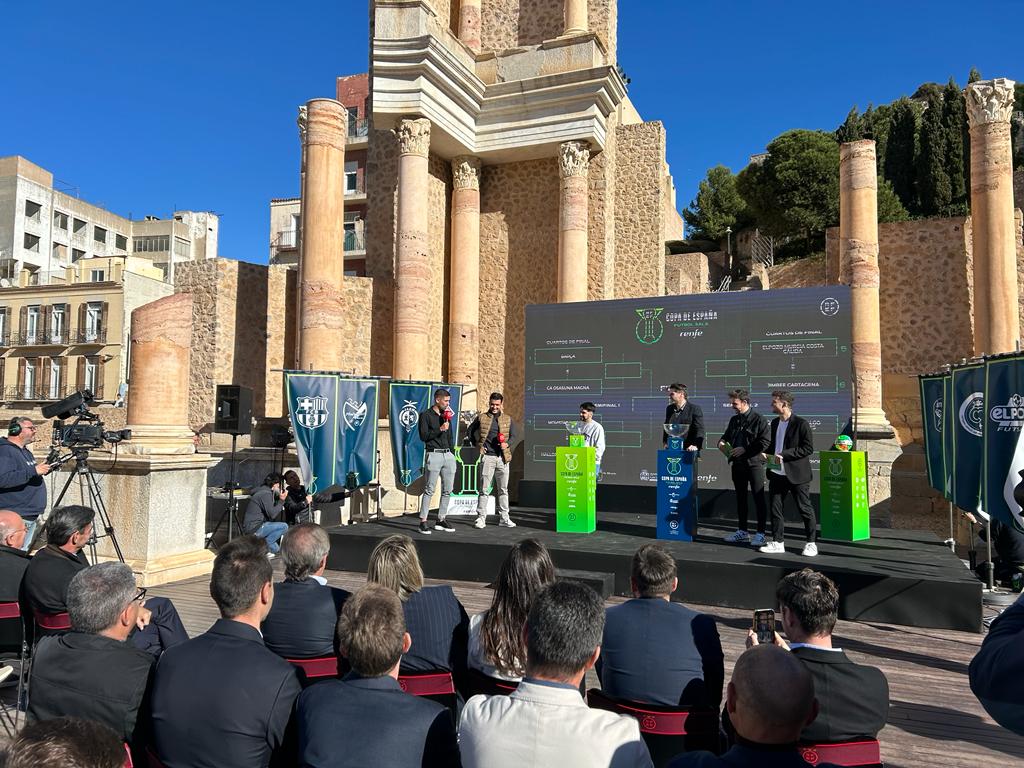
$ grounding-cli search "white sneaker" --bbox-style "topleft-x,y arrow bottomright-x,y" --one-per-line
749,533 -> 768,547
759,541 -> 785,554
723,530 -> 749,543
498,518 -> 517,528
802,542 -> 819,557
266,552 -> 276,560
473,517 -> 486,529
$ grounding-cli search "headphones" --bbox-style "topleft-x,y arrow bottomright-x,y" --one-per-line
7,418 -> 22,437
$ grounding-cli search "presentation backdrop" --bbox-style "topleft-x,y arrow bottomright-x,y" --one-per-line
524,286 -> 853,492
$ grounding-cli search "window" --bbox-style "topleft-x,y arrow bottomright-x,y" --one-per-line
72,248 -> 85,262
50,305 -> 65,343
0,308 -> 8,343
173,237 -> 190,259
85,302 -> 102,341
115,233 -> 128,251
133,235 -> 170,253
23,359 -> 35,399
54,211 -> 69,230
84,356 -> 97,393
25,306 -> 39,344
345,161 -> 358,193
93,226 -> 107,245
72,218 -> 87,235
48,358 -> 61,399
90,270 -> 105,283
23,233 -> 40,253
52,242 -> 67,262
24,200 -> 41,222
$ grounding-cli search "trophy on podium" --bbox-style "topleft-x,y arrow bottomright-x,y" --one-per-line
459,410 -> 479,445
556,420 -> 596,533
663,422 -> 689,451
564,420 -> 585,447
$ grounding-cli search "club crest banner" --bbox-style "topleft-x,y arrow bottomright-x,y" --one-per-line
285,373 -> 379,493
388,382 -> 463,487
951,364 -> 985,513
918,374 -> 946,496
983,356 -> 1024,533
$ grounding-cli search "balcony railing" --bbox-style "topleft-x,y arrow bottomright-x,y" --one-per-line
348,117 -> 368,139
72,328 -> 106,345
277,229 -> 297,249
3,385 -> 69,402
12,329 -> 71,346
344,230 -> 366,253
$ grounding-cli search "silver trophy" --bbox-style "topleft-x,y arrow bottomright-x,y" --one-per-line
664,422 -> 689,450
564,420 -> 585,445
459,410 -> 479,446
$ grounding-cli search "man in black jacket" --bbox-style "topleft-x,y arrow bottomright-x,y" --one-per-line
297,583 -> 461,768
150,535 -> 302,768
0,417 -> 51,550
417,389 -> 457,535
718,389 -> 771,547
760,390 -> 819,557
662,383 -> 705,451
262,523 -> 350,660
0,509 -> 30,602
970,592 -> 1024,735
27,562 -> 154,751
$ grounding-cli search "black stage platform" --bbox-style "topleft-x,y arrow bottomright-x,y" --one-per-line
326,508 -> 983,633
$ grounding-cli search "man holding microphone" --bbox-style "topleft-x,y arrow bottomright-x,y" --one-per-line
469,393 -> 517,530
418,389 -> 457,535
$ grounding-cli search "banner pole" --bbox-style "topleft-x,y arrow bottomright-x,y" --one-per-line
948,500 -> 954,549
985,514 -> 995,591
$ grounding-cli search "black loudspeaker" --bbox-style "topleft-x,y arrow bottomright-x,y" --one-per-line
214,385 -> 253,435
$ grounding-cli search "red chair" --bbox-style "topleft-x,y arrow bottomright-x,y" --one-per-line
286,656 -> 339,686
0,602 -> 29,732
798,740 -> 883,767
34,611 -> 71,632
587,689 -> 721,766
467,667 -> 519,697
398,670 -> 458,714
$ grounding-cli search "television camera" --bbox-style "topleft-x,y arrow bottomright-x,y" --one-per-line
41,389 -> 131,452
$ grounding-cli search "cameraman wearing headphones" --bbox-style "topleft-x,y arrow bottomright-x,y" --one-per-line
0,417 -> 52,550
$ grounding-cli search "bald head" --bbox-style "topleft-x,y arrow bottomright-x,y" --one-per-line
727,644 -> 818,744
0,510 -> 26,549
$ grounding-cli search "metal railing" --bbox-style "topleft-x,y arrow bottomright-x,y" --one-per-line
3,385 -> 69,402
12,329 -> 70,346
750,233 -> 775,268
348,117 -> 369,139
72,328 -> 106,345
714,275 -> 732,292
276,229 -> 297,249
344,230 -> 366,252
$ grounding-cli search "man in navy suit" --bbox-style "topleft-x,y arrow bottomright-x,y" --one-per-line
970,592 -> 1024,736
149,535 -> 302,768
296,583 -> 461,768
261,523 -> 350,660
598,543 -> 724,709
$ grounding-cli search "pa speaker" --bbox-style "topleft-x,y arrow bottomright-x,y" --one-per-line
214,385 -> 253,435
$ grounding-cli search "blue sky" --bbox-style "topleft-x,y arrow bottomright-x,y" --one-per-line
1,1 -> 1018,262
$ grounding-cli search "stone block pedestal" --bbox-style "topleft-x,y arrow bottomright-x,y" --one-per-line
854,435 -> 903,529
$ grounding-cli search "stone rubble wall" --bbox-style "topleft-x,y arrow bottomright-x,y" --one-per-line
1015,169 -> 1023,211
365,128 -> 400,378
588,112 -> 616,300
480,0 -> 615,60
664,252 -> 709,295
613,121 -> 667,298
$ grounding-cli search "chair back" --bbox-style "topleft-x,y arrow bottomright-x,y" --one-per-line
287,656 -> 339,686
34,611 -> 71,632
398,671 -> 456,697
799,740 -> 882,767
0,603 -> 20,621
467,667 -> 519,697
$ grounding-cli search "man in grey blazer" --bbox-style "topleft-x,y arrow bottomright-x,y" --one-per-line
459,580 -> 653,768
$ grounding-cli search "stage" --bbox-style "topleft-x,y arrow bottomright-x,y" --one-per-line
326,507 -> 983,633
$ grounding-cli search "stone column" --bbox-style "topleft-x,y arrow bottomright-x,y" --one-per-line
393,118 -> 432,380
125,294 -> 196,454
458,0 -> 482,52
449,156 -> 482,410
564,0 -> 588,35
558,141 -> 590,303
298,98 -> 347,371
839,140 -> 891,436
966,78 -> 1020,355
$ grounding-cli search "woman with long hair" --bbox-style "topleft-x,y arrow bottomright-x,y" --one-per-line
470,538 -> 556,681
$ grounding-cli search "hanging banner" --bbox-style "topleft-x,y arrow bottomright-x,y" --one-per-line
387,382 -> 463,487
286,373 -> 340,494
336,377 -> 379,488
951,364 -> 985,512
919,374 -> 947,496
942,373 -> 954,500
983,355 -> 1024,532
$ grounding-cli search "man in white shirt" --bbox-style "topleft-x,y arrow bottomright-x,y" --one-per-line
459,581 -> 654,768
578,402 -> 606,475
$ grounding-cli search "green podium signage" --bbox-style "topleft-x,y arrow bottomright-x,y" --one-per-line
819,450 -> 870,541
555,445 -> 596,533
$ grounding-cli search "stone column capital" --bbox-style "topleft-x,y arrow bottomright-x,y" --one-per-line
965,78 -> 1017,128
304,99 -> 347,151
395,118 -> 432,157
559,141 -> 591,179
451,156 -> 482,190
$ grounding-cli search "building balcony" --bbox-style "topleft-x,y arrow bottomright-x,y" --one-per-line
344,183 -> 367,204
348,117 -> 369,140
72,328 -> 106,345
12,329 -> 71,346
344,230 -> 366,254
3,385 -> 69,403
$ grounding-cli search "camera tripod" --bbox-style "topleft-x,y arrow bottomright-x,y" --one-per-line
50,447 -> 124,564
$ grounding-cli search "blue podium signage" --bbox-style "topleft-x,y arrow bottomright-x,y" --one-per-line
656,448 -> 697,541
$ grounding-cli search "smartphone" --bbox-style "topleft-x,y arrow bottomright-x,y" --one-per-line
753,608 -> 775,645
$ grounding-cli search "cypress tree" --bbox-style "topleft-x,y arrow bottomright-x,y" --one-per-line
941,78 -> 968,215
917,92 -> 951,216
836,107 -> 863,144
884,98 -> 920,214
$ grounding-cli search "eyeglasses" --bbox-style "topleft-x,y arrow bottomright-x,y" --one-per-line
131,587 -> 147,604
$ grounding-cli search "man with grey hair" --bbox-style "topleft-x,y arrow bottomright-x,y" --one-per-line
0,509 -> 30,601
27,562 -> 156,750
261,522 -> 350,660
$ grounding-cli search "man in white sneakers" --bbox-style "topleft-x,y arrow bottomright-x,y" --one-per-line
468,393 -> 517,530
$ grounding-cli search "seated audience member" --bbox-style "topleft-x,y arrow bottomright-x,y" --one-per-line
21,505 -> 187,654
0,509 -> 30,602
668,645 -> 838,768
243,472 -> 288,555
970,592 -> 1024,736
758,568 -> 889,743
598,543 -> 724,709
367,535 -> 469,681
261,523 -> 350,659
460,580 -> 654,768
2,717 -> 127,768
150,535 -> 302,768
296,584 -> 462,768
468,538 -> 555,682
28,562 -> 154,748
965,511 -> 1024,587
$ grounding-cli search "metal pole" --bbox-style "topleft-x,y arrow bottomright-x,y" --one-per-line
985,515 -> 995,591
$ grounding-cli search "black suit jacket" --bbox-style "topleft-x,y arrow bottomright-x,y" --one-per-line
664,402 -> 706,450
790,646 -> 889,742
297,673 -> 461,768
0,545 -> 30,603
29,631 -> 154,745
721,410 -> 770,468
150,618 -> 302,768
261,578 -> 350,659
768,415 -> 815,486
970,594 -> 1024,736
400,586 -> 469,679
668,742 -> 840,767
22,545 -> 88,615
597,597 -> 724,709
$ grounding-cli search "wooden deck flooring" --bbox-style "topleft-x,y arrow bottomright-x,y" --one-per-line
148,565 -> 1024,768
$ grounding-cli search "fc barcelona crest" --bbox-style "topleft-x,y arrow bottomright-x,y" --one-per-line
295,396 -> 329,429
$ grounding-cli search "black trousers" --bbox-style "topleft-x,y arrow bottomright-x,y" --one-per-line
130,597 -> 189,657
731,461 -> 767,534
768,472 -> 817,543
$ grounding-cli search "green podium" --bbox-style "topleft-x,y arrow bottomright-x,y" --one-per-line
818,450 -> 870,541
555,434 -> 596,533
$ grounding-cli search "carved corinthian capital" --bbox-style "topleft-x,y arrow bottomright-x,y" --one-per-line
965,78 -> 1017,128
559,141 -> 591,179
451,156 -> 482,190
395,118 -> 431,157
296,105 -> 308,144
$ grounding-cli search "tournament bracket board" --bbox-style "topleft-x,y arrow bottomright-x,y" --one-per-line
524,286 -> 852,493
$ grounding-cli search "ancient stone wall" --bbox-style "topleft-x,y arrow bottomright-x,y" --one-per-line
479,158 -> 560,418
480,0 -> 615,59
1013,169 -> 1023,210
766,254 -> 827,290
664,253 -> 708,295
427,153 -> 452,381
588,113 -> 616,300
614,121 -> 666,298
365,128 -> 399,378
264,265 -> 295,419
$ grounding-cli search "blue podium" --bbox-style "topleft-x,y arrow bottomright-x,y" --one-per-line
656,443 -> 697,541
